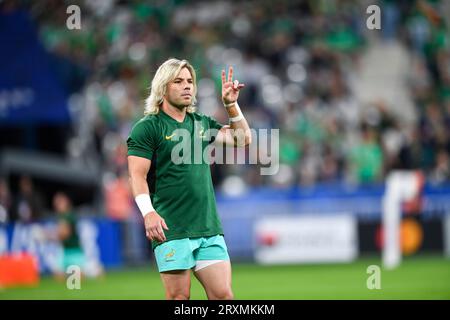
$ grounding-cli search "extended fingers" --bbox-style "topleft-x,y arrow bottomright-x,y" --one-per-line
221,69 -> 226,85
228,66 -> 233,82
222,67 -> 233,84
223,67 -> 242,88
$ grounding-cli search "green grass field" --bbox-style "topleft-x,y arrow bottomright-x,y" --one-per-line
1,255 -> 449,300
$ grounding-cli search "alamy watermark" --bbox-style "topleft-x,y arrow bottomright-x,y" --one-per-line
66,5 -> 81,30
65,4 -> 382,33
66,265 -> 81,290
366,5 -> 381,30
366,265 -> 381,290
167,125 -> 279,175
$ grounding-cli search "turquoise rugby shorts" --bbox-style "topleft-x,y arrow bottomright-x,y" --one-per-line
154,235 -> 230,273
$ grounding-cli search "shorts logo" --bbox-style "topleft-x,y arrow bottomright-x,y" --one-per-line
165,249 -> 175,261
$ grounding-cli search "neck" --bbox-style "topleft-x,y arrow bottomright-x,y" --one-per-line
161,101 -> 187,122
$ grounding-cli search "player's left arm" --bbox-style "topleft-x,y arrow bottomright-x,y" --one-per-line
214,66 -> 252,147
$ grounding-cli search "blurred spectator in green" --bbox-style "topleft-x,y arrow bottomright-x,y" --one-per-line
348,124 -> 384,184
52,192 -> 85,280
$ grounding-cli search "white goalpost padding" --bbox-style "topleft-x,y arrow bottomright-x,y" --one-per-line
382,171 -> 423,269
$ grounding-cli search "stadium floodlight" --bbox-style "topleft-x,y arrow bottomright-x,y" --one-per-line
382,170 -> 424,269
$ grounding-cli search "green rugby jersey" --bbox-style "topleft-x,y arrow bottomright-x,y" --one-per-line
58,212 -> 81,250
127,109 -> 225,249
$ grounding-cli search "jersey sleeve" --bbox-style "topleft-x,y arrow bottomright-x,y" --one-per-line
204,114 -> 225,144
206,114 -> 225,130
127,120 -> 159,160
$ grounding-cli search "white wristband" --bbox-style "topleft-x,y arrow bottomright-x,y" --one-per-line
230,114 -> 244,122
224,101 -> 244,122
223,101 -> 236,108
135,194 -> 155,218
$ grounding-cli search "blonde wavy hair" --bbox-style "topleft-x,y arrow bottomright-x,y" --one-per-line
144,58 -> 197,115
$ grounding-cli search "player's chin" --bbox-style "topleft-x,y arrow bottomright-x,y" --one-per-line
181,96 -> 192,104
174,103 -> 189,110
177,99 -> 191,108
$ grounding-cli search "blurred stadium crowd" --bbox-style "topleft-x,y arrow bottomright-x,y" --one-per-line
1,0 -> 450,222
